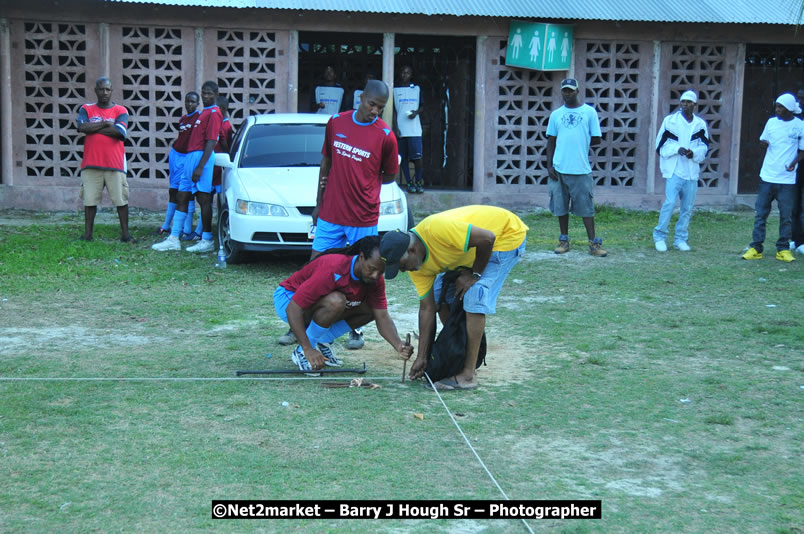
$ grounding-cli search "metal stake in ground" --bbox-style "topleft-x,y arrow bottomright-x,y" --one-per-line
402,333 -> 410,383
235,362 -> 367,377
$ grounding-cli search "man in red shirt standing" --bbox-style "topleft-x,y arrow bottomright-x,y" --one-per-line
277,79 -> 399,350
76,77 -> 133,242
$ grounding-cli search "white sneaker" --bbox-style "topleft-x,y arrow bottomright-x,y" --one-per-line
654,240 -> 667,252
674,241 -> 691,251
290,345 -> 318,376
186,239 -> 214,253
152,235 -> 181,251
277,328 -> 297,346
796,244 -> 804,255
317,342 -> 343,367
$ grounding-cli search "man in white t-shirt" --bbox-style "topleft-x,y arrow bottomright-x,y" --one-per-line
312,65 -> 345,115
652,90 -> 710,252
352,73 -> 375,110
743,93 -> 804,263
545,78 -> 606,257
393,65 -> 425,193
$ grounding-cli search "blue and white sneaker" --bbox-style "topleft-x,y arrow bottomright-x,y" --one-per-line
290,345 -> 319,376
179,231 -> 200,242
317,342 -> 343,367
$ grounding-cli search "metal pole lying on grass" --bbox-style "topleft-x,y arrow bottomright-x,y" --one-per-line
235,362 -> 367,377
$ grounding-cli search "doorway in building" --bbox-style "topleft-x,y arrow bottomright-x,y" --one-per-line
739,45 -> 804,193
298,32 -> 383,115
395,35 -> 476,190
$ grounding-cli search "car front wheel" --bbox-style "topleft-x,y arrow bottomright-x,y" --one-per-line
217,204 -> 244,264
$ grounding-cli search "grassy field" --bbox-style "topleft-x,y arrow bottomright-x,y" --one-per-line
0,206 -> 802,533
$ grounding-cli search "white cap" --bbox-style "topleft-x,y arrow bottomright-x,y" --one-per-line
680,90 -> 697,103
776,93 -> 802,114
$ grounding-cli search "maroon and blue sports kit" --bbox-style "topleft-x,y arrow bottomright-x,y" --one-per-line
169,110 -> 198,189
280,254 -> 388,311
318,111 -> 399,227
182,104 -> 222,193
212,118 -> 234,189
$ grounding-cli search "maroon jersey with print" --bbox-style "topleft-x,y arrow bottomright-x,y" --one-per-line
319,111 -> 398,227
280,254 -> 387,311
212,118 -> 234,186
173,110 -> 199,154
186,105 -> 222,152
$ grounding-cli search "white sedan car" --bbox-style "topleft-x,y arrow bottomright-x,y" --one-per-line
215,113 -> 412,263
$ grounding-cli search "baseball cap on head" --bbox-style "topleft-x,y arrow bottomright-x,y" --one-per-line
776,93 -> 802,114
561,78 -> 578,90
380,230 -> 410,280
680,90 -> 697,103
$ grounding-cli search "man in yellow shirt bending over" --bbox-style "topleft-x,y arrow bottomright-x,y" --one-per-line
380,205 -> 528,390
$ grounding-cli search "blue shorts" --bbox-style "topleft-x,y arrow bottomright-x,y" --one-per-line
168,148 -> 187,189
433,238 -> 526,315
273,286 -> 294,323
312,217 -> 378,253
398,136 -> 423,161
180,150 -> 215,194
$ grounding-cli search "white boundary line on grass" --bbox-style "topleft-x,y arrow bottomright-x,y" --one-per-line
0,376 -> 402,382
424,373 -> 536,534
1,373 -> 535,532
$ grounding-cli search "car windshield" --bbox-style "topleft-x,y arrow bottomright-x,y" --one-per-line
239,123 -> 325,168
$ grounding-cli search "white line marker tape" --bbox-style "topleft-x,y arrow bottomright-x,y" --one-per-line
0,376 -> 403,382
424,373 -> 535,534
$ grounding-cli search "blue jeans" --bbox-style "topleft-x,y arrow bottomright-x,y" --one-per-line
751,181 -> 795,252
653,174 -> 698,244
433,238 -> 526,315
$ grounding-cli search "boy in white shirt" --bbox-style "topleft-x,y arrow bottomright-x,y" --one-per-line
743,93 -> 804,262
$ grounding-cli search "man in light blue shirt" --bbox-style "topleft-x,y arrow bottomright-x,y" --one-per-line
545,78 -> 606,257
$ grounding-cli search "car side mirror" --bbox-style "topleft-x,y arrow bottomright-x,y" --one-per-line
214,153 -> 233,168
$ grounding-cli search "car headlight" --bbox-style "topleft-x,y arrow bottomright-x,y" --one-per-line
379,199 -> 403,216
235,199 -> 289,217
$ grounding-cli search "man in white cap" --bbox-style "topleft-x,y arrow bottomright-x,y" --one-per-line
545,78 -> 606,257
742,93 -> 804,262
652,90 -> 710,252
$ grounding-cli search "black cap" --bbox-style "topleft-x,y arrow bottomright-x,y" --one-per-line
560,78 -> 578,90
380,230 -> 410,280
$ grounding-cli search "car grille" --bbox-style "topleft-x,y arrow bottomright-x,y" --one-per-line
252,232 -> 313,243
297,206 -> 315,215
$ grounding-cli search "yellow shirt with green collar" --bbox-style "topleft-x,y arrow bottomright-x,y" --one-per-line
408,205 -> 528,299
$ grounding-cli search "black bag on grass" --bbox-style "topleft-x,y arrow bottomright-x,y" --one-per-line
425,270 -> 487,382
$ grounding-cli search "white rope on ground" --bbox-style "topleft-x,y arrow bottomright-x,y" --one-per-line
0,376 -> 403,382
424,372 -> 535,534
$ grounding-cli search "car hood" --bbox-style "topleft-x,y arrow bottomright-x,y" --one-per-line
235,167 -> 402,205
236,167 -> 319,206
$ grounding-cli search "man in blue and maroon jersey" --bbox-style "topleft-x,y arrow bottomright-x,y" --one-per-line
76,76 -> 133,242
190,94 -> 233,238
277,79 -> 399,351
156,91 -> 199,235
273,236 -> 414,373
153,81 -> 222,253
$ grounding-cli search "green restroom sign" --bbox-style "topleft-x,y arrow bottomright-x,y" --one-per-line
505,21 -> 573,71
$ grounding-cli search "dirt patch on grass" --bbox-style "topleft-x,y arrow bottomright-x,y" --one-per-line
0,326 -> 157,356
509,434 -> 687,499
